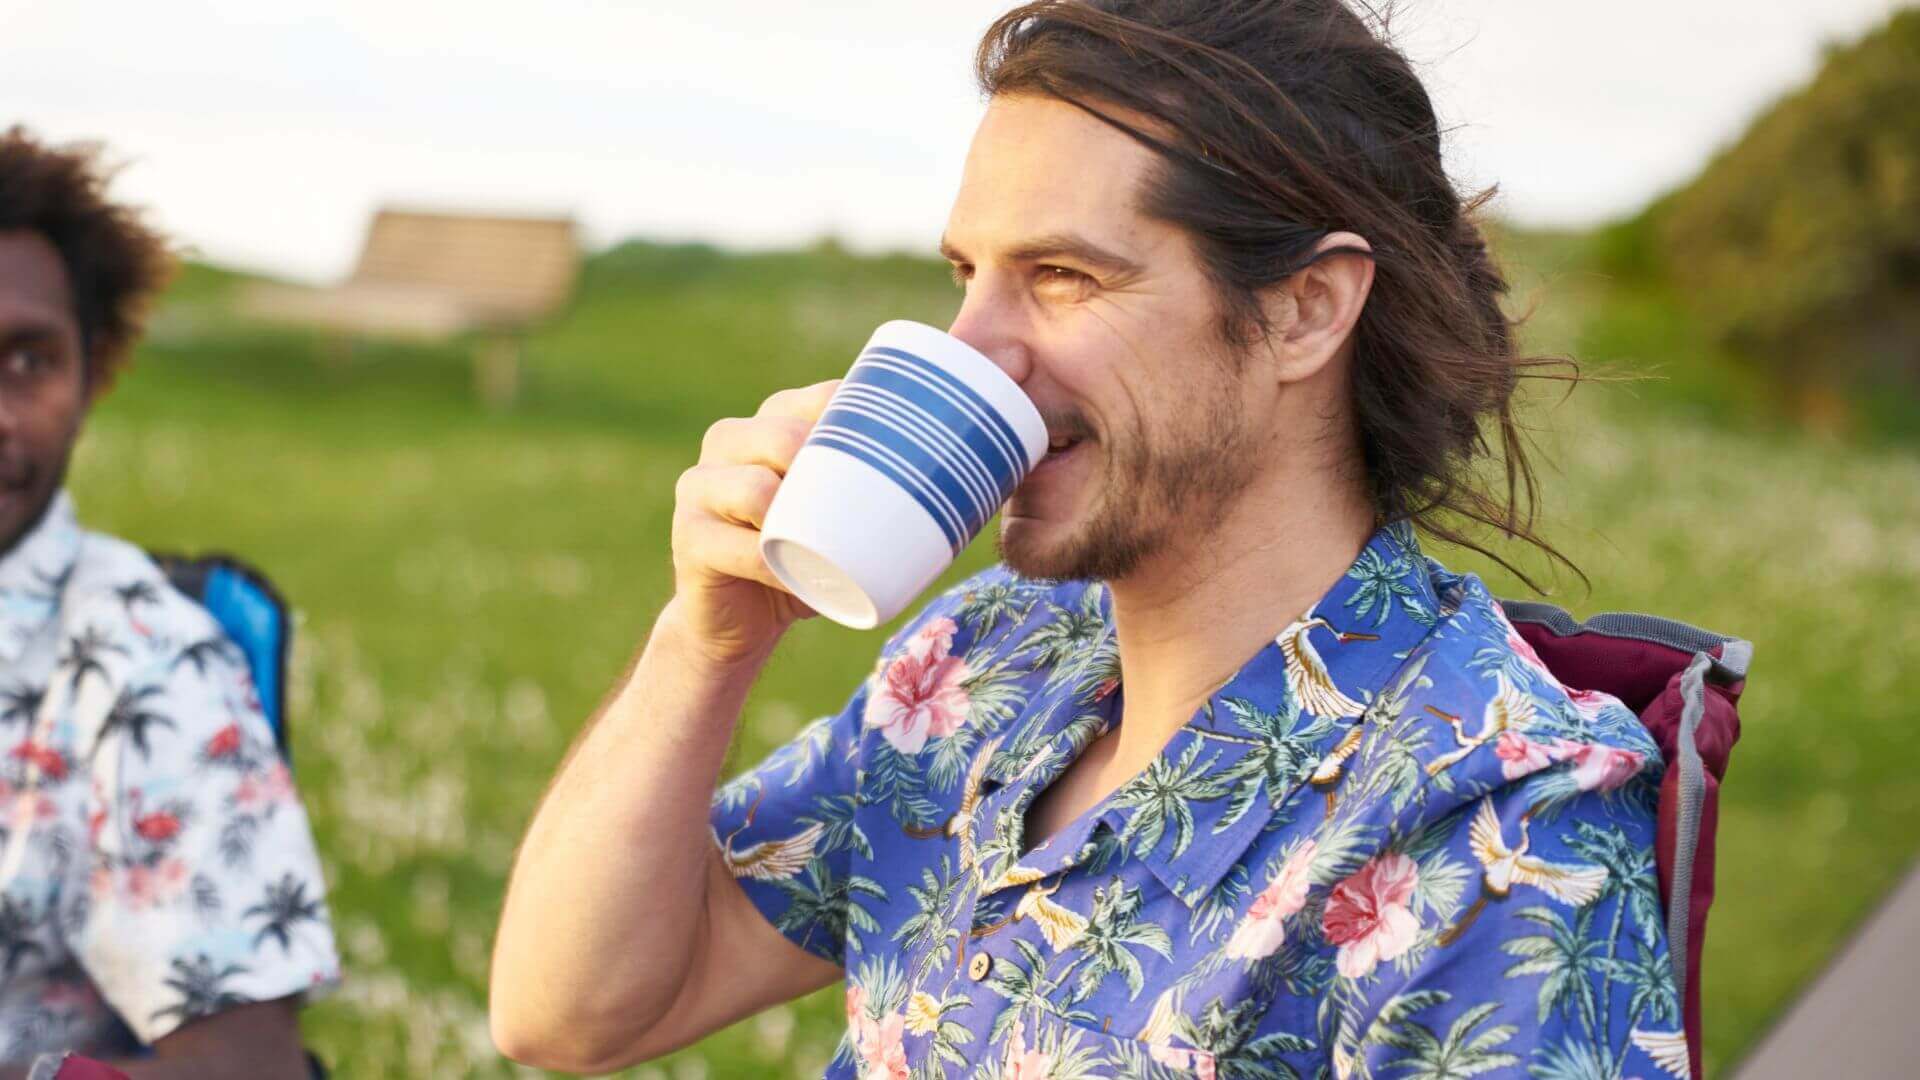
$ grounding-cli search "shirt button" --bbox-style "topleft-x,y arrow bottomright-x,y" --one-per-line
968,951 -> 992,982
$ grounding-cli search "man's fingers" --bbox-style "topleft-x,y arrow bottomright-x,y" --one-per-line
670,382 -> 842,610
753,379 -> 841,422
676,517 -> 794,595
698,415 -> 814,473
675,464 -> 781,530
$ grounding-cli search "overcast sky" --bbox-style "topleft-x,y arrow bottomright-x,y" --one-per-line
5,0 -> 1908,281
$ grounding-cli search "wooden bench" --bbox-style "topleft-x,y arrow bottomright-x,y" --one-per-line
244,208 -> 580,406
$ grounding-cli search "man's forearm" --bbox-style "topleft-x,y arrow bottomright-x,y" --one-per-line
491,599 -> 772,1054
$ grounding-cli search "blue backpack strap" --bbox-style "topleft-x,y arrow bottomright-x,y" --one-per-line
151,552 -> 293,765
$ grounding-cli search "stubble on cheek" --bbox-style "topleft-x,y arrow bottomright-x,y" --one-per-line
0,389 -> 88,555
998,409 -> 1255,583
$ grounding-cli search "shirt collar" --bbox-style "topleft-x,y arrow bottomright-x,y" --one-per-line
0,490 -> 82,664
977,520 -> 1443,906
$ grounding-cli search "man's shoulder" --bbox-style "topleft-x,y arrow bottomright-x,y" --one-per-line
58,527 -> 230,671
1351,568 -> 1665,828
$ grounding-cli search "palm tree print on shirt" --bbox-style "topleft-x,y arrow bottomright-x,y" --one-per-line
94,684 -> 176,762
243,873 -> 325,954
0,493 -> 340,1061
171,634 -> 241,677
112,581 -> 161,638
711,527 -> 1683,1079
58,627 -> 126,696
0,896 -> 47,977
0,684 -> 43,728
149,953 -> 252,1026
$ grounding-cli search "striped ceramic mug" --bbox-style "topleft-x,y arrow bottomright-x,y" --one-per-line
759,320 -> 1048,629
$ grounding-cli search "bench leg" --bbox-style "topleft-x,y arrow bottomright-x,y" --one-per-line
474,335 -> 521,409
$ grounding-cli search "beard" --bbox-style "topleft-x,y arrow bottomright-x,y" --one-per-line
997,389 -> 1260,583
0,441 -> 77,560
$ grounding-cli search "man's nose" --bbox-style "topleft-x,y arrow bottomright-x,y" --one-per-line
947,289 -> 1034,388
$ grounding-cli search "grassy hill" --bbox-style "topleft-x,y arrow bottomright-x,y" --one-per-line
1594,9 -> 1920,441
74,234 -> 1920,1076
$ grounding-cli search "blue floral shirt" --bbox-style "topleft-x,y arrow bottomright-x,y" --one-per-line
712,524 -> 1687,1080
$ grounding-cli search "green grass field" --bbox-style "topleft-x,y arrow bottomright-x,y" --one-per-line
68,233 -> 1919,1077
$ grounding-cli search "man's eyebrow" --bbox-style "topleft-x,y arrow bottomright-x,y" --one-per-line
938,233 -> 1144,276
0,321 -> 65,351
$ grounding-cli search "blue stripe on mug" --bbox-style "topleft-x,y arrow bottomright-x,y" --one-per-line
854,349 -> 1030,488
842,355 -> 1025,515
802,343 -> 1036,557
814,405 -> 989,547
811,426 -> 969,552
849,354 -> 1025,499
834,385 -> 1002,524
858,347 -> 1033,478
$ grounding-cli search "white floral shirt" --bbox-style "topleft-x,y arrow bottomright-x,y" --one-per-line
0,492 -> 339,1062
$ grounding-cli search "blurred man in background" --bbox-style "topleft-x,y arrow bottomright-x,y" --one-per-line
0,127 -> 337,1078
494,1 -> 1681,1076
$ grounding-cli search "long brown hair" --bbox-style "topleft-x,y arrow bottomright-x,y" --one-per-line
977,0 -> 1581,592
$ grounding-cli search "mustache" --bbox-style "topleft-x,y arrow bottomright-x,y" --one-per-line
1038,410 -> 1098,443
0,461 -> 35,490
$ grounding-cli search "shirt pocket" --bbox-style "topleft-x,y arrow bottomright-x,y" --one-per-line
1003,1006 -> 1217,1079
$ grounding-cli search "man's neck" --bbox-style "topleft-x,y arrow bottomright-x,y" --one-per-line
0,489 -> 65,570
1105,462 -> 1375,764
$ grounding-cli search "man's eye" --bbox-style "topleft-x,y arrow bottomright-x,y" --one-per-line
1036,266 -> 1094,293
1,348 -> 42,376
948,264 -> 972,288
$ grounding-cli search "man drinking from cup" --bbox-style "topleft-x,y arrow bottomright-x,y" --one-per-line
493,2 -> 1681,1076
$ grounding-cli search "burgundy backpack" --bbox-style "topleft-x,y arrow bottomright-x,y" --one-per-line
1500,600 -> 1750,1080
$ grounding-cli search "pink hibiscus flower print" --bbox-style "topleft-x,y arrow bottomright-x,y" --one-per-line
1003,1031 -> 1055,1080
203,722 -> 243,761
1565,686 -> 1616,722
121,857 -> 189,908
10,739 -> 67,781
234,761 -> 296,810
864,617 -> 971,754
1492,603 -> 1564,687
1226,839 -> 1317,959
1506,626 -> 1561,688
856,1011 -> 909,1080
1323,851 -> 1421,979
1494,730 -> 1555,781
9,792 -> 56,829
1553,739 -> 1646,792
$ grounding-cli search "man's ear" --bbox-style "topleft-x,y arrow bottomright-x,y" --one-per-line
1259,231 -> 1375,384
